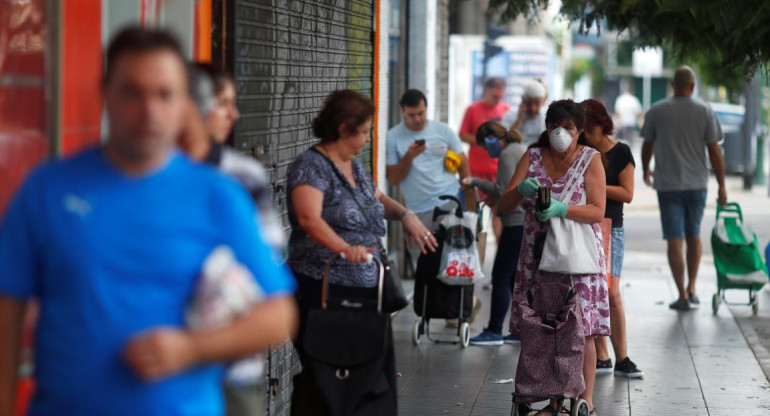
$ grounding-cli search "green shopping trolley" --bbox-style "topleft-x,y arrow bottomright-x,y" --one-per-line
711,202 -> 768,315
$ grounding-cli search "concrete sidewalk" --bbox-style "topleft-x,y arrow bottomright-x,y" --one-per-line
392,250 -> 770,415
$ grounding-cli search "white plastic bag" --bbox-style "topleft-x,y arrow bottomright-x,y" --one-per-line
186,245 -> 265,330
186,245 -> 268,387
437,212 -> 484,285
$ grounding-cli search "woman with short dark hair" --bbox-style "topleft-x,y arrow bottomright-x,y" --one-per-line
288,90 -> 436,415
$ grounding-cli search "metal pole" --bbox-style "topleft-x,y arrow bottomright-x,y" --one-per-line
755,135 -> 766,186
643,74 -> 651,110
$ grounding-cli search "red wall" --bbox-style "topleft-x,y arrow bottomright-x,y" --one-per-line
0,0 -> 102,216
61,0 -> 103,156
0,0 -> 48,215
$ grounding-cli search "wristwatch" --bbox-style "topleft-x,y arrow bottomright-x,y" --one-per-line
399,209 -> 415,219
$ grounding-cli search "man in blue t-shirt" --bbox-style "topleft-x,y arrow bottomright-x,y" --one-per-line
386,89 -> 469,269
0,27 -> 296,416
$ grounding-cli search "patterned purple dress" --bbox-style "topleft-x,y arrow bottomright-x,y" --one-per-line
510,146 -> 610,337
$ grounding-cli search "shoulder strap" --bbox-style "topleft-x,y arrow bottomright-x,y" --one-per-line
310,147 -> 378,228
560,148 -> 595,203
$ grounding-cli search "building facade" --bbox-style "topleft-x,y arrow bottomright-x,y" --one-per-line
5,1 -> 390,415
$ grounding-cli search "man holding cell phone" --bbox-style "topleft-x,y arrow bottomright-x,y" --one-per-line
386,89 -> 470,272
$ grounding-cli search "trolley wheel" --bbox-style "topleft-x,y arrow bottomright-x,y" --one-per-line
412,320 -> 422,345
752,299 -> 759,315
712,293 -> 721,315
460,322 -> 470,348
571,399 -> 589,416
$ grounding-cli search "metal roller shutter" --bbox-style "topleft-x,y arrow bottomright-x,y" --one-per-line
231,1 -> 375,414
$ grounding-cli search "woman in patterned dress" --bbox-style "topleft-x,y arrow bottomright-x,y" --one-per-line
287,90 -> 437,416
499,100 -> 610,415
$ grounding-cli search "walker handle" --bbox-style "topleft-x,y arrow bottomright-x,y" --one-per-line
339,252 -> 374,264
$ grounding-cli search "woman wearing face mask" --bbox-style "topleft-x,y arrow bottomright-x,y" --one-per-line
499,100 -> 609,416
460,122 -> 527,346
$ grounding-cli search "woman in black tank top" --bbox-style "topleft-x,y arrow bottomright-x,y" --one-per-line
582,99 -> 644,379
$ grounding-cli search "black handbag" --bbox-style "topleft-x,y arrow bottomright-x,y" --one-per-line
379,251 -> 409,313
313,148 -> 409,313
295,254 -> 396,416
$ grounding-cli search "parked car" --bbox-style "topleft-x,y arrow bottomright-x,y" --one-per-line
711,102 -> 748,174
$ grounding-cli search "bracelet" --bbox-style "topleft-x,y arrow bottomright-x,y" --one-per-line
399,209 -> 415,219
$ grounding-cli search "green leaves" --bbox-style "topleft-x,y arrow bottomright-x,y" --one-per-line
485,0 -> 770,80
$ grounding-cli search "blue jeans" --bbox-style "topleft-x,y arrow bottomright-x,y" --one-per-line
610,227 -> 625,278
487,225 -> 524,334
657,189 -> 707,239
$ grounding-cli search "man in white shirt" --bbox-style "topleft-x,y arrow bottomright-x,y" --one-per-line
502,80 -> 547,144
614,85 -> 643,143
387,89 -> 470,268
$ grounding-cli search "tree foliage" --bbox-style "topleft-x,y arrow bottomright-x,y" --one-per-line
487,0 -> 770,80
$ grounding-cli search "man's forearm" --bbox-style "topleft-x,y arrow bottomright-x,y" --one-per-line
191,296 -> 297,364
458,154 -> 471,180
0,296 -> 24,416
459,132 -> 475,145
641,142 -> 654,172
386,155 -> 414,186
708,145 -> 726,188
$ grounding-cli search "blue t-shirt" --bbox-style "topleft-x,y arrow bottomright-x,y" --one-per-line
385,121 -> 464,213
0,148 -> 295,416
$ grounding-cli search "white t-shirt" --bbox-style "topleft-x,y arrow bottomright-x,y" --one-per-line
614,93 -> 642,128
386,121 -> 464,213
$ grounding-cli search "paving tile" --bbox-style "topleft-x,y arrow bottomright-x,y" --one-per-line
391,249 -> 770,415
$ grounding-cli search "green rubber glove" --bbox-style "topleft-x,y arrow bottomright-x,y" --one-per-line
517,178 -> 541,198
536,199 -> 568,222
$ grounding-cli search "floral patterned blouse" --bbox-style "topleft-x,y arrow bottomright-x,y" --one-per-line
287,148 -> 386,288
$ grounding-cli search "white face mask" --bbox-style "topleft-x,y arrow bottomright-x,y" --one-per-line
549,127 -> 573,153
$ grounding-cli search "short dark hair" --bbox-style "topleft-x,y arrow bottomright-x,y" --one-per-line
312,90 -> 376,143
532,99 -> 587,148
195,63 -> 236,96
484,78 -> 506,90
105,26 -> 186,85
399,89 -> 427,108
475,121 -> 522,147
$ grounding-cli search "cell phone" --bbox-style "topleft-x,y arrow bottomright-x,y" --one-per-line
414,139 -> 426,146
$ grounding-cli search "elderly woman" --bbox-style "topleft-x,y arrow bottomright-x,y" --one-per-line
499,100 -> 609,416
288,90 -> 437,415
461,122 -> 526,346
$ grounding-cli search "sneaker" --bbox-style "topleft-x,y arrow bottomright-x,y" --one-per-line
669,298 -> 691,311
503,333 -> 521,344
688,292 -> 700,307
596,358 -> 613,374
470,329 -> 504,346
614,357 -> 644,378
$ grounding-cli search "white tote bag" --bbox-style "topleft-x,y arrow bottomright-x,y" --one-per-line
539,150 -> 603,275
